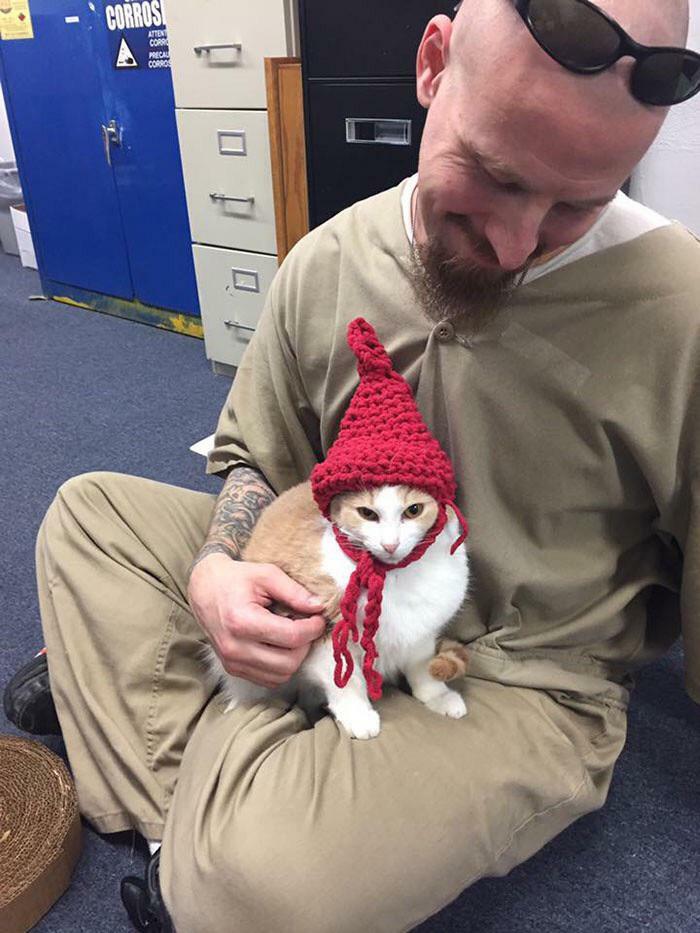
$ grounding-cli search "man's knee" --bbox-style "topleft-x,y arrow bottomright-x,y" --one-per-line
37,472 -> 132,579
40,471 -> 131,540
53,471 -> 125,512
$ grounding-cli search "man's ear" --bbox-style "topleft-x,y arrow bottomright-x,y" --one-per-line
416,16 -> 453,108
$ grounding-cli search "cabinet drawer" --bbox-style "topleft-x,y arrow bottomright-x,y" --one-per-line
193,245 -> 278,367
177,109 -> 276,253
166,0 -> 298,108
306,81 -> 426,227
300,0 -> 455,78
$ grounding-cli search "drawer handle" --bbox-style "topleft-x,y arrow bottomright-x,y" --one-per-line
345,118 -> 412,146
209,193 -> 255,205
194,43 -> 242,55
224,319 -> 256,333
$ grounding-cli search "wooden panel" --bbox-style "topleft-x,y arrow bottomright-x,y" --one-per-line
265,57 -> 309,261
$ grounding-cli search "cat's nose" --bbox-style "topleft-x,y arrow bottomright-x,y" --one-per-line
381,541 -> 398,555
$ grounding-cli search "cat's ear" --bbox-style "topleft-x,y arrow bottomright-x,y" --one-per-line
428,639 -> 470,682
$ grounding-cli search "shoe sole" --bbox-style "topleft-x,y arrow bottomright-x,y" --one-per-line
3,652 -> 62,735
121,849 -> 174,932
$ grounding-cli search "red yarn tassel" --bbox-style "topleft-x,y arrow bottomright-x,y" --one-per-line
447,501 -> 470,555
359,561 -> 386,700
332,567 -> 362,688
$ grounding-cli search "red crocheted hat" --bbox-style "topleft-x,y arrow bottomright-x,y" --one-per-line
310,318 -> 468,701
311,318 -> 458,514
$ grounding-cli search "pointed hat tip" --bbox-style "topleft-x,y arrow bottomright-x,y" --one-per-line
347,317 -> 393,376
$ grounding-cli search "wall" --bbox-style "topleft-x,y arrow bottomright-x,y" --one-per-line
629,0 -> 700,234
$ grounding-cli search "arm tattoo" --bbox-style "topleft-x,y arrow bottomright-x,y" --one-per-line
192,466 -> 275,568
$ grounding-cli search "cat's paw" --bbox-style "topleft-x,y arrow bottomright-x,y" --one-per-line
336,706 -> 381,740
425,690 -> 468,719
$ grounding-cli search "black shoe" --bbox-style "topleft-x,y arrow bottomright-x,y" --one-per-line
121,848 -> 174,933
3,651 -> 62,735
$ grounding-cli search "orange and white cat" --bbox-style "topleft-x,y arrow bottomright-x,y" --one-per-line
202,481 -> 469,739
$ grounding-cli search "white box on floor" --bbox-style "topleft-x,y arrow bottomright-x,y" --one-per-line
0,207 -> 18,255
10,203 -> 37,269
0,160 -> 21,255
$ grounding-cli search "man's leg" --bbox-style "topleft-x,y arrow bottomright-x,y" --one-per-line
36,471 -> 216,839
161,678 -> 626,933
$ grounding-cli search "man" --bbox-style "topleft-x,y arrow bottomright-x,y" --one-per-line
6,1 -> 699,930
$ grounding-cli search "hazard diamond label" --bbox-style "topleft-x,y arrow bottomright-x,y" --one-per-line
115,34 -> 138,68
105,5 -> 170,72
0,0 -> 34,40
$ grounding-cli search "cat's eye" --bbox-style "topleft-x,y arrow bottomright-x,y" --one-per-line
404,504 -> 424,519
357,507 -> 379,522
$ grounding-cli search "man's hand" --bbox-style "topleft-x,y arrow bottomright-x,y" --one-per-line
188,553 -> 327,689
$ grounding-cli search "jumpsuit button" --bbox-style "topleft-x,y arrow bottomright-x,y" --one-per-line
435,321 -> 455,343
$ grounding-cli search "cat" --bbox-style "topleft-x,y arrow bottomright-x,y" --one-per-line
201,480 -> 470,739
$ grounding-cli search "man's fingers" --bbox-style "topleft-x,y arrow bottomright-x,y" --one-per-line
241,603 -> 327,649
223,639 -> 309,680
258,564 -> 326,614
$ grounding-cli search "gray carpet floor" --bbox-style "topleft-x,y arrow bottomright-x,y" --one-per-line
1,249 -> 698,932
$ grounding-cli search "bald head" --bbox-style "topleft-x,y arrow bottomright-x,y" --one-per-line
450,0 -> 690,148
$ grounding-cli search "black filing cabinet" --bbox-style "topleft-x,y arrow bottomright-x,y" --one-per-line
299,0 -> 456,228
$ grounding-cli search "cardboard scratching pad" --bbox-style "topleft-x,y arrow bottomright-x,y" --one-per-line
0,735 -> 82,933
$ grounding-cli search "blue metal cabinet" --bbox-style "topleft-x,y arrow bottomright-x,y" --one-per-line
0,0 -> 199,320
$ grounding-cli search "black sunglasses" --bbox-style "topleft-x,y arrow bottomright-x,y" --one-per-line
453,0 -> 700,106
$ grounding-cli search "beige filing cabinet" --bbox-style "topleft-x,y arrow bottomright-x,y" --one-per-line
165,0 -> 300,374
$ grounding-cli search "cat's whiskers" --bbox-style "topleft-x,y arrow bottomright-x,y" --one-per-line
335,522 -> 404,564
335,524 -> 364,549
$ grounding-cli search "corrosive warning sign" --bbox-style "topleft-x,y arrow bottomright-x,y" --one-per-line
115,35 -> 138,68
105,1 -> 170,71
0,0 -> 34,40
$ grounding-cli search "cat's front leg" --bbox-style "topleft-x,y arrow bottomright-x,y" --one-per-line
305,637 -> 381,739
403,640 -> 468,720
328,683 -> 381,740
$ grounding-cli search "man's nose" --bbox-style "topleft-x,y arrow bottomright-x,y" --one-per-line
484,201 -> 548,271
